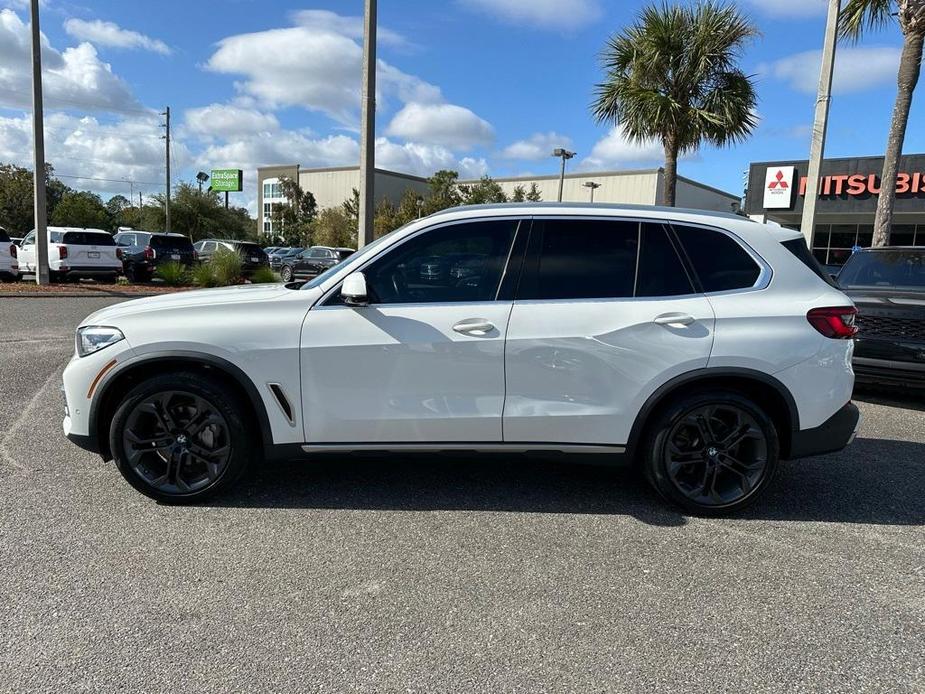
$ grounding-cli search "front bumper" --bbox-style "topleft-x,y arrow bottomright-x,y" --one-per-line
787,402 -> 861,459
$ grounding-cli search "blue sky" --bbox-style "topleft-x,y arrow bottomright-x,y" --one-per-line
0,0 -> 918,213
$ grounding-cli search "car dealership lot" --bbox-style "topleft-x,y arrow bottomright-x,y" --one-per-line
0,297 -> 922,693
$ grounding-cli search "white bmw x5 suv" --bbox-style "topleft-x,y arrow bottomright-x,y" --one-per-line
62,204 -> 860,514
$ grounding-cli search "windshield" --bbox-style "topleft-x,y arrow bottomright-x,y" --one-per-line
299,226 -> 404,290
838,250 -> 925,290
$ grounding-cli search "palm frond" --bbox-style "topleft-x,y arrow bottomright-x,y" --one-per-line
838,0 -> 895,41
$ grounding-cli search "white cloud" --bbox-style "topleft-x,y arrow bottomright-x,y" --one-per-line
458,0 -> 602,30
760,46 -> 901,94
184,104 -> 279,139
63,18 -> 171,55
0,9 -> 141,113
375,137 -> 488,178
501,131 -> 573,160
579,125 -> 663,171
205,23 -> 441,126
385,102 -> 494,150
291,9 -> 408,49
742,0 -> 827,18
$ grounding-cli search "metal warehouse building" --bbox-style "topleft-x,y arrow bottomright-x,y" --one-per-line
257,164 -> 740,237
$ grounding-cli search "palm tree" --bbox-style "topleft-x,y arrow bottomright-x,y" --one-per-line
591,2 -> 759,206
840,0 -> 925,246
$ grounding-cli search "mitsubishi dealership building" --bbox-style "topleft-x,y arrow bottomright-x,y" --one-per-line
745,153 -> 925,267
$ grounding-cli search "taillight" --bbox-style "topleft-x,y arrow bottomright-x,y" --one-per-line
116,248 -> 123,260
192,250 -> 199,261
9,244 -> 16,259
143,246 -> 155,260
807,306 -> 858,339
59,246 -> 68,260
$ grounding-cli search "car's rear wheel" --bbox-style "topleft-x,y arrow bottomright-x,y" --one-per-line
109,372 -> 255,503
280,265 -> 293,282
642,390 -> 779,515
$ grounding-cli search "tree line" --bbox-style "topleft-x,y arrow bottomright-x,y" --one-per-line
267,170 -> 542,249
0,162 -> 256,241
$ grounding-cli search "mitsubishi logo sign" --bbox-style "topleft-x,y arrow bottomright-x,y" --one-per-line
763,166 -> 796,209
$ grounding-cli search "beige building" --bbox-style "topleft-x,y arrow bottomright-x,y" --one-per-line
257,164 -> 739,238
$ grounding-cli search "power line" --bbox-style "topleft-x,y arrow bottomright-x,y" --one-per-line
54,172 -> 163,186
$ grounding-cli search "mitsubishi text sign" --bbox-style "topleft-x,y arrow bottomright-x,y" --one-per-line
211,169 -> 243,193
762,166 -> 795,209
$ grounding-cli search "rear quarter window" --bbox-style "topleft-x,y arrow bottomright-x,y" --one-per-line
781,237 -> 837,287
672,224 -> 761,292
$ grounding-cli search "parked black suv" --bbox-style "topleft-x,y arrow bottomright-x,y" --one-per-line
279,246 -> 354,282
838,247 -> 925,386
193,239 -> 269,277
114,230 -> 197,281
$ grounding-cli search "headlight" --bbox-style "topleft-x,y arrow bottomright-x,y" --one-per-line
76,326 -> 124,357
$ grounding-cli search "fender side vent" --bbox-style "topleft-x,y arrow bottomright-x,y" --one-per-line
268,383 -> 295,426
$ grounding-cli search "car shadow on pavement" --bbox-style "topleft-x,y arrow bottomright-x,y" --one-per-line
212,437 -> 924,527
853,386 -> 925,412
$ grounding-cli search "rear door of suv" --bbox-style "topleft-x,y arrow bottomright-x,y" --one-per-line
502,216 -> 716,446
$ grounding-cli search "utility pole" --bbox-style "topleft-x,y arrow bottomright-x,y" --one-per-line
800,0 -> 839,246
552,148 -> 576,202
30,0 -> 49,285
161,106 -> 171,233
358,0 -> 377,248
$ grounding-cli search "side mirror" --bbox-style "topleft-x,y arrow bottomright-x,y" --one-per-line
341,271 -> 369,306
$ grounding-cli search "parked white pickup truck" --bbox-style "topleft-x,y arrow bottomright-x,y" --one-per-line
0,226 -> 18,280
18,227 -> 121,282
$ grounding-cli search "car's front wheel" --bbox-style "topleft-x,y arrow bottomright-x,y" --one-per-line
280,265 -> 293,282
109,372 -> 255,503
642,390 -> 779,515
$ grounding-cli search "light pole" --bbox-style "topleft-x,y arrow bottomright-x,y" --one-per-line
800,0 -> 840,246
358,0 -> 377,248
196,171 -> 209,194
29,0 -> 49,285
583,181 -> 601,203
552,148 -> 576,202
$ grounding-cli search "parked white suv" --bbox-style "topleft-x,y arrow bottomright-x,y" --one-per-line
0,226 -> 18,280
18,227 -> 121,282
62,204 -> 860,514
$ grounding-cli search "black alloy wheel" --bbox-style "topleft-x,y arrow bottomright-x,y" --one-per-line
110,372 -> 254,503
643,391 -> 779,515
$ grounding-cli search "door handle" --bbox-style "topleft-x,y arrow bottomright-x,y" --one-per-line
453,318 -> 495,336
653,313 -> 696,327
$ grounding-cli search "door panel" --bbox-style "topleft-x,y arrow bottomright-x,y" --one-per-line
301,302 -> 513,442
504,297 -> 714,444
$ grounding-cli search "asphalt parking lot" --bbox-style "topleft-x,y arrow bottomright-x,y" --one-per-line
0,296 -> 922,693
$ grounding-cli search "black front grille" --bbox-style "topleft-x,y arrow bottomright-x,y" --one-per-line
857,313 -> 925,341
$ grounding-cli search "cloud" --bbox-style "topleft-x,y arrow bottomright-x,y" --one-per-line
760,46 -> 901,94
184,104 -> 280,139
0,9 -> 142,113
63,18 -> 171,55
578,125 -> 663,170
205,21 -> 441,126
500,131 -> 573,161
291,9 -> 408,49
741,0 -> 827,18
385,102 -> 494,150
375,137 -> 488,178
457,0 -> 602,30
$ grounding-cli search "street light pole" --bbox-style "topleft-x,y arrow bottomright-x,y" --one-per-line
29,0 -> 49,285
800,0 -> 840,246
583,181 -> 601,203
552,148 -> 576,202
358,0 -> 377,248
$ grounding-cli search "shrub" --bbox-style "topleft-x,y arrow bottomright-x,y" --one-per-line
211,247 -> 242,286
155,261 -> 189,286
191,262 -> 219,288
249,266 -> 280,284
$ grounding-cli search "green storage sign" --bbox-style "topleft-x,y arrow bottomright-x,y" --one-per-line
211,169 -> 243,192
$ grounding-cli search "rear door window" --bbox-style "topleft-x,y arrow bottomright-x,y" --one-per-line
671,224 -> 761,292
636,224 -> 696,297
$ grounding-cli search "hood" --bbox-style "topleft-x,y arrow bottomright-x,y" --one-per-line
82,283 -> 294,326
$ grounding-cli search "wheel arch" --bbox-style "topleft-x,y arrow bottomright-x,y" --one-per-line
625,368 -> 800,460
91,351 -> 273,461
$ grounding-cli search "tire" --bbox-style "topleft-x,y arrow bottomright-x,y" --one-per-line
280,265 -> 293,282
109,371 -> 256,504
641,390 -> 779,516
49,271 -> 62,283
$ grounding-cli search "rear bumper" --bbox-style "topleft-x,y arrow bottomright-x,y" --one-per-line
787,402 -> 861,459
60,266 -> 122,277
